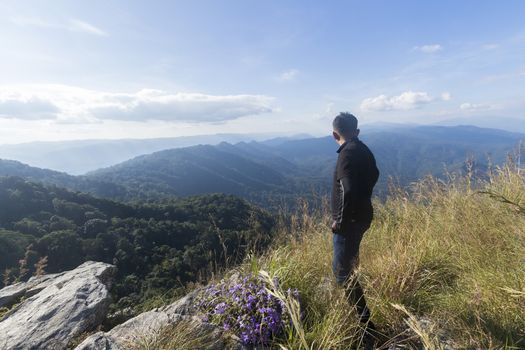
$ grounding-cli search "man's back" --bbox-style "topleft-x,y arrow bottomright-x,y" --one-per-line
329,112 -> 380,340
331,137 -> 379,227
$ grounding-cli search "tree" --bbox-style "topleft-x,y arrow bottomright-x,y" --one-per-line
13,219 -> 47,237
36,230 -> 84,272
0,230 -> 35,274
83,219 -> 108,238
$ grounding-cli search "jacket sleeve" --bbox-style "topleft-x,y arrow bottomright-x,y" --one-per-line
334,150 -> 359,228
337,176 -> 355,225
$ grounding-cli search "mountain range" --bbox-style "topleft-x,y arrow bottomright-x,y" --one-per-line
0,125 -> 523,207
433,116 -> 525,133
0,133 -> 311,175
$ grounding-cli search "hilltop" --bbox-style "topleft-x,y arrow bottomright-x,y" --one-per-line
121,158 -> 525,349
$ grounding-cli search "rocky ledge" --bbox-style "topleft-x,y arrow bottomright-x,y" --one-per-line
74,285 -> 250,350
0,261 -> 115,350
0,262 -> 246,350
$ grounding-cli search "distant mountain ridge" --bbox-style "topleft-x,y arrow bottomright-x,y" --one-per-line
1,125 -> 523,207
87,144 -> 289,198
0,133 -> 312,175
0,159 -> 127,198
433,116 -> 525,133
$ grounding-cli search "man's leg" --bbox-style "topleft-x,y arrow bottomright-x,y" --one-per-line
344,272 -> 371,322
332,222 -> 371,322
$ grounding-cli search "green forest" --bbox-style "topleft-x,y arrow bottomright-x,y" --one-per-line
0,176 -> 275,322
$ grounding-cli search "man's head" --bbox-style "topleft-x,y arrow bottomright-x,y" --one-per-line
332,112 -> 359,144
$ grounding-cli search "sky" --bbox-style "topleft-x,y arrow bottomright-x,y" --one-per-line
0,0 -> 524,144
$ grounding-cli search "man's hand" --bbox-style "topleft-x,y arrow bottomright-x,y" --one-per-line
331,220 -> 340,233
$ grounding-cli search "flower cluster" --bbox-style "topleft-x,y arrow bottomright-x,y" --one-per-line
195,274 -> 300,345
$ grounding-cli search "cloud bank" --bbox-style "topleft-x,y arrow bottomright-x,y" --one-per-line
0,85 -> 274,123
360,91 -> 434,111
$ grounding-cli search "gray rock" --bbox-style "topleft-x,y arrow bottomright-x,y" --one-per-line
0,272 -> 65,308
75,272 -> 272,350
75,285 -> 263,350
75,291 -> 202,350
74,332 -> 116,350
0,261 -> 116,350
75,314 -> 227,350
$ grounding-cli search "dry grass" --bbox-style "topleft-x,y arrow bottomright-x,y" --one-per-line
241,158 -> 525,349
128,318 -> 224,350
134,157 -> 525,349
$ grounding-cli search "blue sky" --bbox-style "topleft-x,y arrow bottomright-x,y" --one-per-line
0,0 -> 524,143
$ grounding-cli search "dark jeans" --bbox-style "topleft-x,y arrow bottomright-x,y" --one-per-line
332,221 -> 371,322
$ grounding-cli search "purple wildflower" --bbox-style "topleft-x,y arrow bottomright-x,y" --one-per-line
194,273 -> 301,346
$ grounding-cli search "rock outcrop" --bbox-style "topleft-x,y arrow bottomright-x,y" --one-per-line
0,261 -> 116,350
75,288 -> 248,350
0,264 -> 251,350
75,290 -> 233,350
0,272 -> 65,308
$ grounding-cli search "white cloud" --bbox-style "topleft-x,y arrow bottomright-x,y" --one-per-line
67,19 -> 107,36
0,96 -> 59,120
0,85 -> 274,123
277,69 -> 299,82
360,91 -> 434,111
413,44 -> 443,53
10,16 -> 107,36
441,92 -> 452,101
459,102 -> 491,111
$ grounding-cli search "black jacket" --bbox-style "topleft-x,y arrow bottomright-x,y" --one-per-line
331,137 -> 379,232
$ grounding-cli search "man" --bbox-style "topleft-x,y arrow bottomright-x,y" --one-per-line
330,112 -> 379,330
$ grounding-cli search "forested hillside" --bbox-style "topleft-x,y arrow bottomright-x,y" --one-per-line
87,145 -> 290,199
87,125 -> 525,204
0,176 -> 275,320
0,133 -> 309,175
0,159 -> 128,198
1,125 -> 523,210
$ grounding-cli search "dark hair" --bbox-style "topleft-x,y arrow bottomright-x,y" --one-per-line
332,112 -> 358,138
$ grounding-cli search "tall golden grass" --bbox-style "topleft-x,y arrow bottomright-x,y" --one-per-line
243,156 -> 525,349
134,155 -> 525,349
